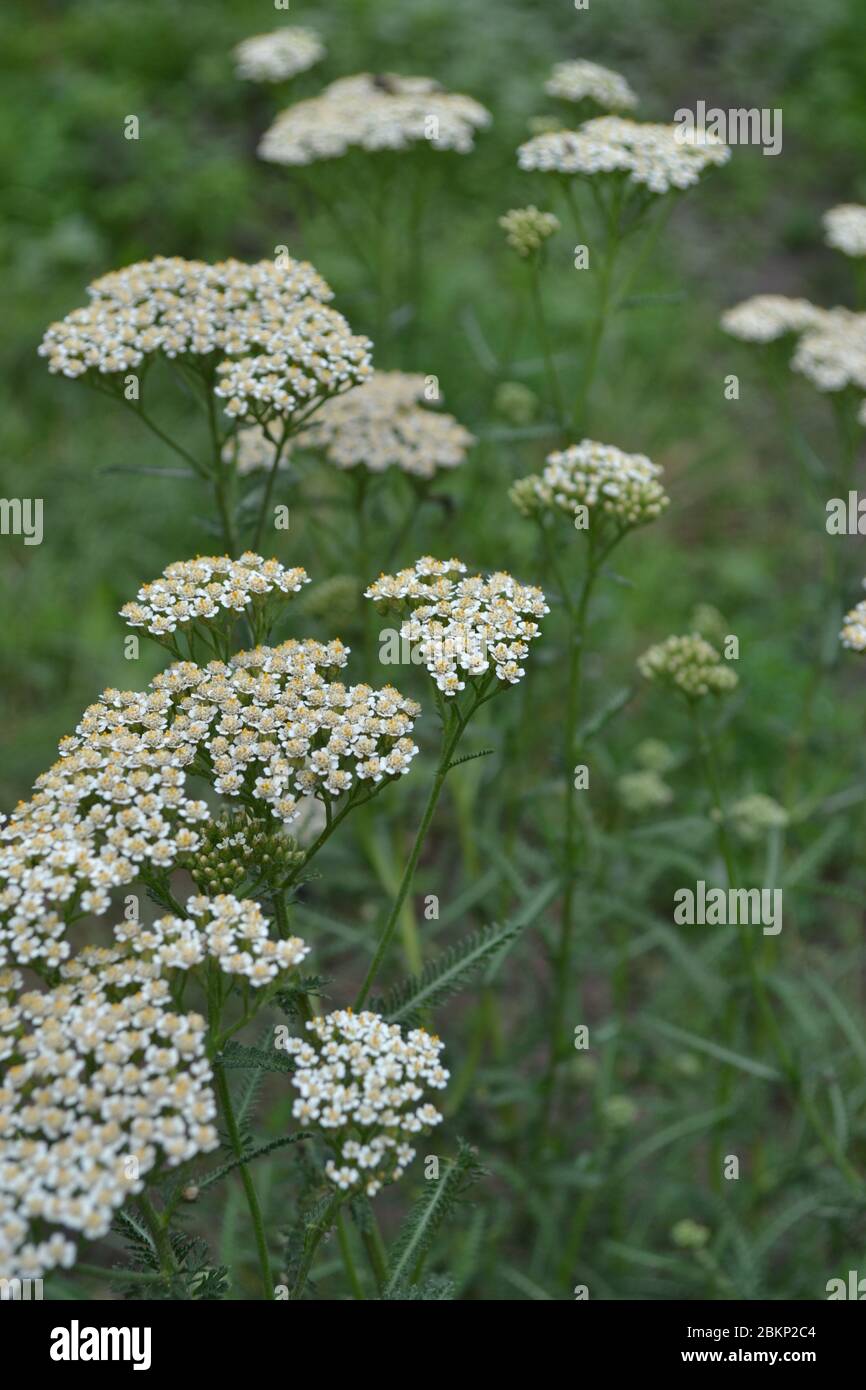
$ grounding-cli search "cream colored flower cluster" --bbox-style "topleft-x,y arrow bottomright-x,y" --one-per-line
119,553 -> 309,639
840,593 -> 866,652
366,556 -> 548,695
638,634 -> 738,700
0,639 -> 419,969
234,27 -> 325,83
512,439 -> 668,530
823,204 -> 866,259
283,1008 -> 448,1197
286,371 -> 474,479
545,60 -> 637,110
38,255 -> 372,425
0,961 -> 218,1281
0,694 -> 212,970
259,73 -> 491,165
518,116 -> 729,193
213,308 -> 373,423
720,295 -> 827,344
114,893 -> 309,987
790,308 -> 866,393
499,206 -> 560,258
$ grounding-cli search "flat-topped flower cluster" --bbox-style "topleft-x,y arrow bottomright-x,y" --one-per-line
0,958 -> 219,1280
0,634 -> 419,970
723,295 -> 866,399
518,116 -> 729,194
511,439 -> 669,531
234,27 -> 325,83
119,553 -> 309,639
38,255 -> 373,425
545,60 -> 637,111
638,633 -> 738,700
283,1008 -> 448,1196
114,893 -> 310,987
365,556 -> 548,695
259,72 -> 491,165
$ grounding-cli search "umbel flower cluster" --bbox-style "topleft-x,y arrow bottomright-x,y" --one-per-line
38,255 -> 373,426
638,634 -> 738,700
283,1009 -> 448,1197
366,556 -> 548,695
258,72 -> 491,165
226,373 -> 474,480
724,296 -> 866,397
290,370 -> 474,479
823,203 -> 866,259
511,439 -> 669,532
545,60 -> 637,111
233,27 -> 325,83
517,116 -> 730,194
720,295 -> 827,344
499,206 -> 560,258
114,893 -> 310,988
1,959 -> 219,1280
839,588 -> 866,652
0,633 -> 419,969
119,553 -> 309,641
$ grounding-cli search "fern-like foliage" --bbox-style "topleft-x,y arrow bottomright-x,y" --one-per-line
382,1140 -> 484,1297
377,922 -> 524,1026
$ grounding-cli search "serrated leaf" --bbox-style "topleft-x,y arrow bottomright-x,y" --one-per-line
446,747 -> 495,772
383,1141 -> 483,1296
218,1039 -> 293,1073
197,1133 -> 312,1193
378,922 -> 521,1025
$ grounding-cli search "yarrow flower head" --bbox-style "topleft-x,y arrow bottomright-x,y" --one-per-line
365,556 -> 548,695
233,27 -> 325,83
278,371 -> 474,479
720,295 -> 827,344
790,308 -> 866,393
728,793 -> 788,843
511,439 -> 668,532
259,73 -> 491,165
840,586 -> 866,651
119,553 -> 309,646
499,206 -> 560,258
823,204 -> 866,259
0,634 -> 419,968
38,255 -> 372,427
517,116 -> 729,194
0,960 -> 218,1280
114,893 -> 309,988
545,60 -> 637,111
283,1008 -> 448,1197
638,634 -> 738,700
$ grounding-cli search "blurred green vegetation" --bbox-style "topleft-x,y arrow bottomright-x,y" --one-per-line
5,0 -> 866,1300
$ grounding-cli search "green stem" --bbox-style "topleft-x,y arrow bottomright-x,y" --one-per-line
336,1210 -> 366,1299
214,1064 -> 275,1298
354,699 -> 472,1008
137,1193 -> 177,1279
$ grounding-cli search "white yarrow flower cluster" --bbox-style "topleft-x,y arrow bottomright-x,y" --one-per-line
259,73 -> 491,165
114,893 -> 309,987
638,634 -> 738,700
234,28 -> 325,83
823,204 -> 866,259
511,439 -> 668,530
282,1009 -> 448,1197
790,308 -> 866,393
366,556 -> 548,695
0,962 -> 217,1281
720,295 -> 827,344
119,553 -> 309,639
840,589 -> 866,652
285,371 -> 474,479
0,637 -> 419,969
518,116 -> 729,193
38,256 -> 372,426
545,60 -> 637,111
